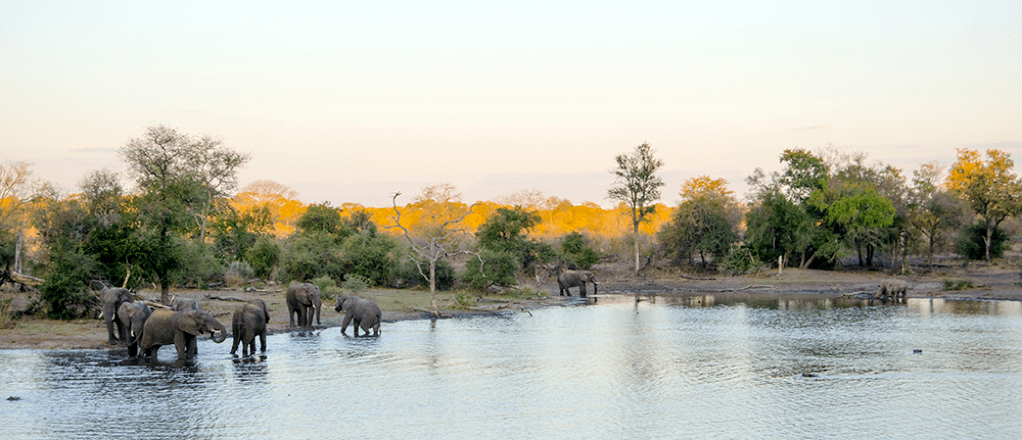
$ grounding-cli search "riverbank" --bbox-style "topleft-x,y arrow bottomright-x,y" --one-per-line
1,264 -> 1019,350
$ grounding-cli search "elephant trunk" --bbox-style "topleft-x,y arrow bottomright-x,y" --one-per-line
593,282 -> 598,295
210,320 -> 227,343
315,300 -> 322,326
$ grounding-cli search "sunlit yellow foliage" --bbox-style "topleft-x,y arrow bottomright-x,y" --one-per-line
679,176 -> 735,202
231,180 -> 305,236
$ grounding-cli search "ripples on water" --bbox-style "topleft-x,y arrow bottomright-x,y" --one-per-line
2,295 -> 1022,439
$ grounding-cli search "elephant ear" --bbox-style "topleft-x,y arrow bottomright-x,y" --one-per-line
178,310 -> 204,336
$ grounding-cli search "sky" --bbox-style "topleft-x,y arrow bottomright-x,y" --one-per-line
2,1 -> 1019,208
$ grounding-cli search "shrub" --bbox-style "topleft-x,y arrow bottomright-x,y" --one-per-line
341,273 -> 373,297
560,232 -> 600,269
247,237 -> 280,279
278,231 -> 345,283
340,230 -> 396,287
311,275 -> 342,301
392,258 -> 455,290
224,261 -> 254,287
169,240 -> 223,288
461,249 -> 519,290
718,245 -> 761,276
955,224 -> 1008,261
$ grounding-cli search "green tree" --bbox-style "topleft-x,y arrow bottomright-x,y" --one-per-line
907,162 -> 967,271
297,203 -> 349,236
559,231 -> 600,270
658,176 -> 740,269
461,249 -> 519,290
608,143 -> 664,276
476,206 -> 553,275
118,124 -> 248,303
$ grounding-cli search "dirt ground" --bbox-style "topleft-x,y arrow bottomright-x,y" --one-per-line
1,262 -> 1019,350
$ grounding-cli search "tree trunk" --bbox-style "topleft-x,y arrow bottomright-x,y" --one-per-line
985,224 -> 993,262
429,259 -> 438,314
632,224 -> 640,277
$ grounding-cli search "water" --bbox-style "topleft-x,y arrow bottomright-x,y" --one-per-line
3,295 -> 1022,439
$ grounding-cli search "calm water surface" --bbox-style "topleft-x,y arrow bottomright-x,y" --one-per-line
3,295 -> 1022,439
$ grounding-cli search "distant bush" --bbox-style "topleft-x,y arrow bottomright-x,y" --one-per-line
955,224 -> 1008,261
340,230 -> 396,287
225,261 -> 254,286
341,273 -> 373,297
560,232 -> 600,269
169,240 -> 223,288
392,258 -> 455,291
461,249 -> 519,290
311,275 -> 343,301
718,245 -> 761,276
246,237 -> 280,279
278,231 -> 345,283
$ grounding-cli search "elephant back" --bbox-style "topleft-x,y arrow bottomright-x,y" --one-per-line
141,309 -> 177,347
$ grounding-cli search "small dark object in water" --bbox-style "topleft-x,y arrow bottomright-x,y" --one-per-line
913,349 -> 923,354
7,396 -> 20,401
802,373 -> 818,378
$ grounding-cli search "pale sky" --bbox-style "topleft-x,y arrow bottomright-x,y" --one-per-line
2,1 -> 1019,207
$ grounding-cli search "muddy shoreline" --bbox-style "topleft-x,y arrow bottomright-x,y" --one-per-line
2,266 -> 1020,350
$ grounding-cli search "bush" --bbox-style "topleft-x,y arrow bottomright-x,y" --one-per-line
340,231 -> 396,287
169,240 -> 223,288
225,261 -> 254,287
247,237 -> 280,279
718,245 -> 761,276
311,275 -> 343,301
341,273 -> 373,297
39,252 -> 98,320
391,258 -> 455,291
560,232 -> 600,269
955,224 -> 1008,260
278,231 -> 345,283
461,249 -> 519,290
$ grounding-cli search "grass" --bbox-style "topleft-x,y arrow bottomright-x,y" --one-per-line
943,279 -> 976,291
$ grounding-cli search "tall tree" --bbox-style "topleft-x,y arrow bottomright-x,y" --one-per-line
658,176 -> 740,269
391,184 -> 477,315
946,148 -> 1022,262
608,143 -> 664,276
118,124 -> 248,304
908,162 -> 967,271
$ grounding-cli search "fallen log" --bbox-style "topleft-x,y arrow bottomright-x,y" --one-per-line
204,294 -> 248,302
11,272 -> 44,287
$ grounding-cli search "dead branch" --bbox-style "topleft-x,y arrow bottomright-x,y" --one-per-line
204,294 -> 248,302
678,273 -> 716,281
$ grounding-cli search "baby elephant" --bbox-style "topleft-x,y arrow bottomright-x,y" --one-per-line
876,279 -> 909,301
335,295 -> 381,337
231,299 -> 270,357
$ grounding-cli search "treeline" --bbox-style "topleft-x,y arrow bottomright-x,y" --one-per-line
1,124 -> 1020,319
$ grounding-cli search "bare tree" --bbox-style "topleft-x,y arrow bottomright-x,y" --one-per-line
390,184 -> 477,315
608,143 -> 664,276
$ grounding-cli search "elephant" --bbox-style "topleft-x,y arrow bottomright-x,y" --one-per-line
100,287 -> 135,345
876,279 -> 909,301
171,298 -> 199,311
117,301 -> 153,357
335,295 -> 381,337
286,283 -> 322,328
231,299 -> 270,356
557,270 -> 598,298
140,309 -> 227,361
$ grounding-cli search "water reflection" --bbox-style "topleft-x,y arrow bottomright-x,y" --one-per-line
3,295 -> 1022,439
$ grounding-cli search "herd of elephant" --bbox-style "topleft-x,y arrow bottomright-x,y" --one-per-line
100,283 -> 383,361
100,270 -> 600,361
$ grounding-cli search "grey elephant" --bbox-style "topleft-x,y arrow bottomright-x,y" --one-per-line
140,309 -> 227,361
171,298 -> 199,311
286,283 -> 322,328
557,270 -> 598,298
231,299 -> 270,356
876,279 -> 908,301
335,295 -> 381,337
117,301 -> 153,357
100,287 -> 135,345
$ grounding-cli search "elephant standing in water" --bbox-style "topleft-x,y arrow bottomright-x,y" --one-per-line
558,270 -> 598,298
100,288 -> 134,345
286,283 -> 322,328
117,301 -> 152,357
231,299 -> 270,356
335,295 -> 381,337
140,309 -> 227,361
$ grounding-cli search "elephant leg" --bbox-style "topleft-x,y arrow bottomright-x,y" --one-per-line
230,335 -> 240,355
580,284 -> 587,298
353,319 -> 361,337
259,331 -> 267,353
341,315 -> 352,335
127,343 -> 138,357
